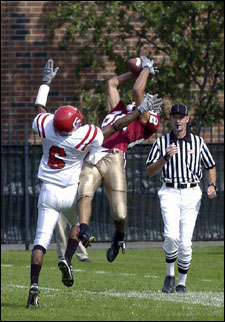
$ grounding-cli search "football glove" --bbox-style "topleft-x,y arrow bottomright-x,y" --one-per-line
42,58 -> 59,84
138,93 -> 163,114
141,56 -> 159,75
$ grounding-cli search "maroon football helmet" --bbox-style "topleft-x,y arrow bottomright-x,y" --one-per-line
53,105 -> 82,135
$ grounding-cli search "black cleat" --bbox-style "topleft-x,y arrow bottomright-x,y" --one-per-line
27,284 -> 40,308
79,231 -> 95,248
162,275 -> 175,293
58,257 -> 74,287
107,239 -> 126,263
176,284 -> 187,293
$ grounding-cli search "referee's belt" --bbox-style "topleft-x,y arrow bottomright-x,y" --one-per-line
165,183 -> 197,189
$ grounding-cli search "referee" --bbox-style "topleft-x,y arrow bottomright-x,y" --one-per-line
146,103 -> 217,293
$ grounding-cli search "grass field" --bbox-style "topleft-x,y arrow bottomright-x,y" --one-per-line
1,245 -> 224,321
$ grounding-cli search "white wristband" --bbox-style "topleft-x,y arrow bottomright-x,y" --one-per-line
35,84 -> 50,107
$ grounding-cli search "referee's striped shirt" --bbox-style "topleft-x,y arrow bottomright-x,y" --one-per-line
146,129 -> 216,184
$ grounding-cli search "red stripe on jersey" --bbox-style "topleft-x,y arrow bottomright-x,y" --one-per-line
36,114 -> 43,137
41,114 -> 50,138
75,125 -> 92,150
81,126 -> 98,151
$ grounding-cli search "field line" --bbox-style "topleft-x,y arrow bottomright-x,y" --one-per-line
3,283 -> 224,308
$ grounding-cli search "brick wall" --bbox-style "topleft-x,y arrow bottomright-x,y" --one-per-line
1,1 -> 224,144
1,1 -> 88,144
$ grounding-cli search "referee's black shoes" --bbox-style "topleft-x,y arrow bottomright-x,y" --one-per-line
176,284 -> 187,293
162,275 -> 175,293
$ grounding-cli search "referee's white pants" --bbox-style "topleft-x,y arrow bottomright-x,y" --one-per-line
34,182 -> 79,251
158,184 -> 202,271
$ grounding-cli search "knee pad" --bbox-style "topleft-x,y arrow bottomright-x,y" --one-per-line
113,212 -> 127,221
110,198 -> 127,221
33,244 -> 46,254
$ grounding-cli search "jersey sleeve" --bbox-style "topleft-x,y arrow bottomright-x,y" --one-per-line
101,101 -> 127,128
74,124 -> 104,152
32,113 -> 52,138
144,112 -> 160,139
109,100 -> 127,113
146,138 -> 161,166
142,112 -> 160,139
200,138 -> 216,169
126,112 -> 160,144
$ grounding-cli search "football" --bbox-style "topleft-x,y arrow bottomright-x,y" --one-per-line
128,57 -> 142,77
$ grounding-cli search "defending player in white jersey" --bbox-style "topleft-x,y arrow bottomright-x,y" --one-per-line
27,59 -> 163,308
33,110 -> 102,187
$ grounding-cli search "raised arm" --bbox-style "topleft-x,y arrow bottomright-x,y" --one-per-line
133,57 -> 159,123
34,58 -> 59,114
106,72 -> 134,111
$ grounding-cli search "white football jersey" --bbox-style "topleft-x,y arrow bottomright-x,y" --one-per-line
32,113 -> 104,187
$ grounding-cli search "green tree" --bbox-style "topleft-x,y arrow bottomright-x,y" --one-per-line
45,1 -> 224,131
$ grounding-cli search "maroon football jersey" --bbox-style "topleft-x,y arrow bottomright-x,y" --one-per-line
101,100 -> 160,152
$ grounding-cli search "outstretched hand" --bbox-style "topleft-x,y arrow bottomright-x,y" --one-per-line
42,58 -> 59,84
138,93 -> 163,114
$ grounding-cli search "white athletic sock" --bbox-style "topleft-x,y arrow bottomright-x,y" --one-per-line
166,262 -> 175,276
178,272 -> 187,286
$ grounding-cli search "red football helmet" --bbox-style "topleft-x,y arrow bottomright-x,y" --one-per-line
53,105 -> 82,135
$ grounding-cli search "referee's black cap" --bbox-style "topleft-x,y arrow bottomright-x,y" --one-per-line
170,104 -> 188,115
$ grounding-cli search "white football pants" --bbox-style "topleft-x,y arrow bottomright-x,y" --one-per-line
34,182 -> 79,250
158,183 -> 202,272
